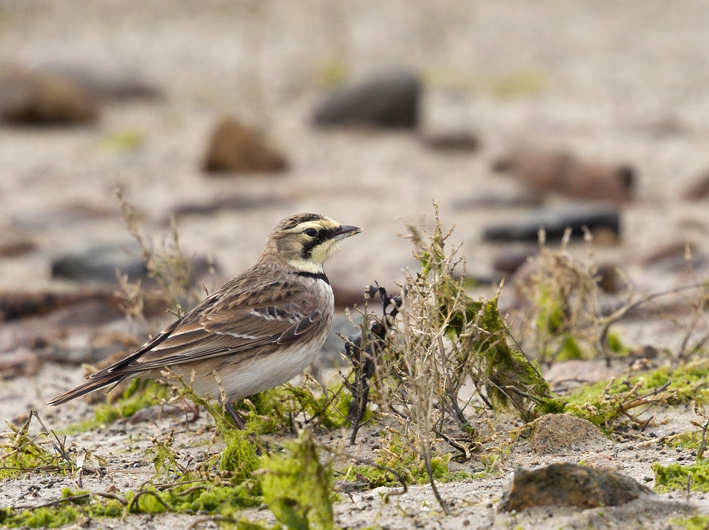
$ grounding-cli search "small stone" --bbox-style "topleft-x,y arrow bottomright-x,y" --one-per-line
419,129 -> 479,151
313,70 -> 421,129
0,66 -> 98,125
0,347 -> 40,378
482,204 -> 620,243
494,149 -> 634,203
40,61 -> 160,101
0,237 -> 36,257
683,171 -> 709,200
499,462 -> 653,512
51,241 -> 147,283
529,414 -> 613,454
202,117 -> 288,173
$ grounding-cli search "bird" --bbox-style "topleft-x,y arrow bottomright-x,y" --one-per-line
48,213 -> 361,428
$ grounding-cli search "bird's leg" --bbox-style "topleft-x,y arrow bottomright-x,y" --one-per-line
224,401 -> 246,430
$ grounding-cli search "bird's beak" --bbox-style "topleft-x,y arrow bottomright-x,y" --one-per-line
332,224 -> 362,240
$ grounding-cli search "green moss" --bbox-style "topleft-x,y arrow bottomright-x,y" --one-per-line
260,429 -> 334,530
673,514 -> 709,530
61,379 -> 169,434
566,360 -> 709,432
555,336 -> 584,362
666,431 -> 703,451
219,429 -> 261,480
237,380 -> 356,434
0,482 -> 263,528
477,297 -> 563,419
98,130 -> 143,152
0,414 -> 74,480
607,333 -> 630,356
653,461 -> 709,493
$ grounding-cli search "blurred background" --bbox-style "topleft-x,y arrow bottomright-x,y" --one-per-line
1,0 -> 708,310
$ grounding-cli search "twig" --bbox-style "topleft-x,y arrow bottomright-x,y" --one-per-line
10,493 -> 90,511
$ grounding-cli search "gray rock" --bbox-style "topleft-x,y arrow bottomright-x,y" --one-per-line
483,204 -> 620,242
499,462 -> 653,512
40,61 -> 161,101
313,71 -> 421,129
529,414 -> 613,454
51,241 -> 146,283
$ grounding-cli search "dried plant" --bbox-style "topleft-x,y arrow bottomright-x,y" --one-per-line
115,188 -> 206,323
512,228 -> 606,364
350,205 -> 561,511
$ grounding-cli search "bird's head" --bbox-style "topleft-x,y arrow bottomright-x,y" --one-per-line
263,213 -> 361,274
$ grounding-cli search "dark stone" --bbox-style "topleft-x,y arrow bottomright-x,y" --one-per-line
12,203 -> 117,230
482,205 -> 620,242
0,67 -> 98,125
0,288 -> 167,322
51,241 -> 147,283
499,463 -> 653,512
420,130 -> 479,151
172,193 -> 283,217
202,117 -> 288,173
492,248 -> 537,275
313,71 -> 421,129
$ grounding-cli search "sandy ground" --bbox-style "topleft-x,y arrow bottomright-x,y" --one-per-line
4,0 -> 709,528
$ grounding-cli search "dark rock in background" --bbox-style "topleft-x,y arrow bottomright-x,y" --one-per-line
0,347 -> 40,378
0,288 -> 167,322
40,61 -> 161,101
453,186 -> 544,209
499,463 -> 652,512
0,67 -> 99,125
0,236 -> 36,257
52,241 -> 147,283
313,71 -> 420,129
202,117 -> 288,173
495,150 -> 635,203
419,129 -> 479,151
12,202 -> 117,230
683,171 -> 709,200
483,204 -> 620,242
172,193 -> 284,217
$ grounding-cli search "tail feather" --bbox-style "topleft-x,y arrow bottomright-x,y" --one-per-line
47,373 -> 127,406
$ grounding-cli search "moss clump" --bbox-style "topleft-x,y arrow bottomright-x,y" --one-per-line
476,297 -> 564,418
0,482 -> 263,528
566,361 -> 709,432
673,514 -> 709,530
0,413 -> 73,480
260,429 -> 334,530
219,429 -> 261,480
61,379 -> 169,435
237,379 -> 355,434
653,461 -> 709,493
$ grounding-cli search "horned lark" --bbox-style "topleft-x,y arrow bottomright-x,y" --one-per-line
48,213 -> 361,428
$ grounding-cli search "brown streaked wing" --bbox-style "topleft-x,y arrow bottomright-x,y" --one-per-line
97,275 -> 322,374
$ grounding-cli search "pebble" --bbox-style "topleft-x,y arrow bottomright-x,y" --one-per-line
313,70 -> 420,129
202,117 -> 288,173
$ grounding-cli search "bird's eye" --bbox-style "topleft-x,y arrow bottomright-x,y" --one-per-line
304,228 -> 317,237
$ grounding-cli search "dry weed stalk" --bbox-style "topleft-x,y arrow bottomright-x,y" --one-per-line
114,188 -> 204,323
361,207 -> 558,511
513,228 -> 606,364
